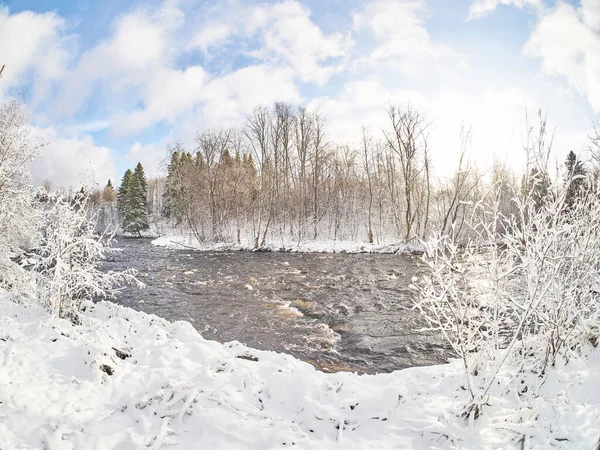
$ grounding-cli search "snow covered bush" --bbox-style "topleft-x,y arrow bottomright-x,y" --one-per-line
30,192 -> 142,321
0,97 -> 141,319
0,99 -> 45,295
414,122 -> 600,419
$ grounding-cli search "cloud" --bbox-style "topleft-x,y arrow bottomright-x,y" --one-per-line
187,23 -> 232,56
51,0 -> 344,137
352,0 -> 464,78
113,65 -> 208,135
525,2 -> 600,112
55,2 -> 183,115
127,141 -> 165,178
468,0 -> 544,19
0,7 -> 69,100
245,0 -> 351,85
309,78 -> 589,178
200,65 -> 301,126
4,0 -> 595,189
581,0 -> 600,31
30,127 -> 118,189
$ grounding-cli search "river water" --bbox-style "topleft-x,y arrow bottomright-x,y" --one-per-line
101,237 -> 451,374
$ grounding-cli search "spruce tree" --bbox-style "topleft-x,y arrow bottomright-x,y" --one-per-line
133,162 -> 148,203
118,169 -> 149,236
565,151 -> 587,207
117,170 -> 132,224
522,168 -> 550,211
102,179 -> 116,203
163,150 -> 186,223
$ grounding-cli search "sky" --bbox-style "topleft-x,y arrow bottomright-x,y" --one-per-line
0,0 -> 598,188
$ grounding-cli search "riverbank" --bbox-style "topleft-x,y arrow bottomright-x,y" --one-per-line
1,293 -> 598,449
151,234 -> 425,254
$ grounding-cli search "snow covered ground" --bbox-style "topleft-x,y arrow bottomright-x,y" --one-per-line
151,234 -> 425,254
1,293 -> 599,449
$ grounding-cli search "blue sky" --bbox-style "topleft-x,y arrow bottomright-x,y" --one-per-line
0,0 -> 597,188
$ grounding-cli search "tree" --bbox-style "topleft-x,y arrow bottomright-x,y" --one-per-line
384,105 -> 431,240
102,179 -> 116,203
163,147 -> 186,223
0,99 -> 45,292
521,168 -> 550,212
117,169 -> 132,220
117,169 -> 149,236
564,150 -> 587,207
134,162 -> 148,203
32,193 -> 140,320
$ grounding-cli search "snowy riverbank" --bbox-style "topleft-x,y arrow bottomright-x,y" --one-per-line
1,293 -> 599,449
151,234 -> 425,254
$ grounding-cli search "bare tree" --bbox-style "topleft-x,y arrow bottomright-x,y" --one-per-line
383,105 -> 431,240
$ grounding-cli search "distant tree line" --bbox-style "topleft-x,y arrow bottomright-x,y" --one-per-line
86,105 -> 597,245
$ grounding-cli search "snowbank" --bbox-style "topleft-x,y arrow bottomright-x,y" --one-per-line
1,293 -> 599,449
151,234 -> 425,255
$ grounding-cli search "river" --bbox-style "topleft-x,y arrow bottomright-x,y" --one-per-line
101,237 -> 451,374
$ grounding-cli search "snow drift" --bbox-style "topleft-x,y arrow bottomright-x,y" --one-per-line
1,293 -> 599,449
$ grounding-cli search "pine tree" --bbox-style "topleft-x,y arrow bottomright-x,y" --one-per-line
117,170 -> 132,227
133,162 -> 148,203
117,169 -> 149,236
565,151 -> 587,207
163,149 -> 186,223
522,168 -> 550,211
102,179 -> 116,203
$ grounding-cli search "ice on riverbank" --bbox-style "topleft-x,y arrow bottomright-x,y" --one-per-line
151,234 -> 425,255
1,293 -> 599,449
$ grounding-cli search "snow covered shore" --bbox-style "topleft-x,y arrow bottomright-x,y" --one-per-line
1,293 -> 599,449
151,234 -> 425,254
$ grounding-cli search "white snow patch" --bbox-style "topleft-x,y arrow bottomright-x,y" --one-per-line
0,293 -> 599,449
151,234 -> 425,255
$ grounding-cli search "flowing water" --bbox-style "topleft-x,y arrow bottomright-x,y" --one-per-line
101,237 -> 452,374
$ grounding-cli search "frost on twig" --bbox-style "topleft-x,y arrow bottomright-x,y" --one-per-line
30,192 -> 143,321
413,117 -> 600,421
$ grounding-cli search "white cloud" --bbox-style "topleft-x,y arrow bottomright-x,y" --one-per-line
200,65 -> 300,126
52,0 -> 341,138
468,0 -> 543,19
188,23 -> 232,55
0,7 -> 69,100
113,65 -> 208,135
525,2 -> 600,112
6,0 -> 594,188
127,142 -> 165,178
309,79 -> 589,178
55,2 -> 183,115
352,0 -> 464,78
30,128 -> 118,189
245,0 -> 351,85
581,0 -> 600,31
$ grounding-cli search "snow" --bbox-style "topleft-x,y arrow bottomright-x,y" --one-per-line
151,234 -> 425,255
1,293 -> 599,449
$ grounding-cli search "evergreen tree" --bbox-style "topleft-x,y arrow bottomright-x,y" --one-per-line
522,168 -> 550,211
133,162 -> 148,203
117,170 -> 133,227
565,151 -> 587,207
102,179 -> 116,203
118,169 -> 149,236
163,149 -> 186,223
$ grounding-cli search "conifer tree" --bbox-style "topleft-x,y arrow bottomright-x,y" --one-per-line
117,169 -> 149,236
102,179 -> 116,203
565,151 -> 587,207
134,162 -> 148,203
163,150 -> 186,223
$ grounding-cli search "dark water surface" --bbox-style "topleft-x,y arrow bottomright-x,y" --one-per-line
101,237 -> 451,374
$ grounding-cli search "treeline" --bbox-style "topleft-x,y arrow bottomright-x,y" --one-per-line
157,103 -> 482,247
91,104 -> 597,246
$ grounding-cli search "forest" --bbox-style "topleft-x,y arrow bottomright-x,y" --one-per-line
96,103 -> 596,249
